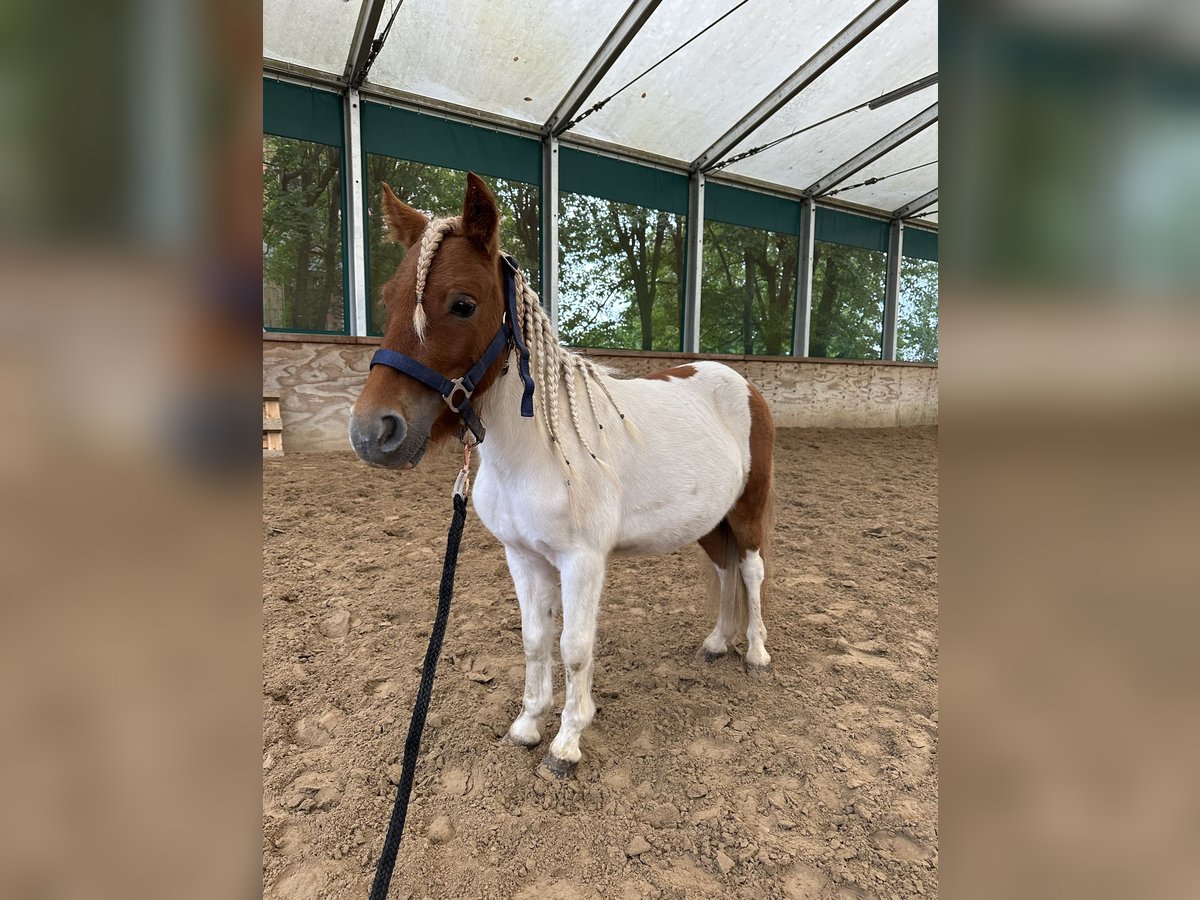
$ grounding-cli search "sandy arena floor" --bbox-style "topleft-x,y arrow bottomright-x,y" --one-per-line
263,426 -> 938,900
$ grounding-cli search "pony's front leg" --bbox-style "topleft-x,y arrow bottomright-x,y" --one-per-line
543,552 -> 606,776
504,546 -> 558,748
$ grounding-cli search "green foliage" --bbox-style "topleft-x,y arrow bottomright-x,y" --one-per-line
700,222 -> 798,356
261,138 -> 937,359
364,158 -> 540,335
262,136 -> 345,332
557,194 -> 683,351
897,257 -> 939,362
809,242 -> 886,360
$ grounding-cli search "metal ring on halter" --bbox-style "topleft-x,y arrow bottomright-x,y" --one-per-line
443,377 -> 474,412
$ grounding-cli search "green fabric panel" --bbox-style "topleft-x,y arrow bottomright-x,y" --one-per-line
263,78 -> 343,147
903,226 -> 938,261
705,183 -> 801,235
361,101 -> 541,185
815,206 -> 889,252
560,147 -> 688,215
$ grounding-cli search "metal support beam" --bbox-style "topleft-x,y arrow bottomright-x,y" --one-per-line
541,135 -> 560,327
791,198 -> 816,356
544,0 -> 662,136
806,102 -> 938,197
344,89 -> 369,336
683,172 -> 705,352
882,219 -> 903,360
893,187 -> 938,220
692,0 -> 909,171
345,0 -> 388,86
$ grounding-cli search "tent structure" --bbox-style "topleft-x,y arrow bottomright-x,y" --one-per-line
263,0 -> 937,358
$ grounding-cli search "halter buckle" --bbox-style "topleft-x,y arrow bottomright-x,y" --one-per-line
443,377 -> 473,412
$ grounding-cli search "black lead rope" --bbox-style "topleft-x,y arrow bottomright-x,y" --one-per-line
369,486 -> 468,900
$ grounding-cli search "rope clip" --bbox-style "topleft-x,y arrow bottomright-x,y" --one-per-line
453,438 -> 474,500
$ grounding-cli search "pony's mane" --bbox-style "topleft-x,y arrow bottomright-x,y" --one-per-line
411,216 -> 640,479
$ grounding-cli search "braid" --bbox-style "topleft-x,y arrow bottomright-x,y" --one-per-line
412,217 -> 457,341
579,358 -> 608,457
563,358 -> 599,462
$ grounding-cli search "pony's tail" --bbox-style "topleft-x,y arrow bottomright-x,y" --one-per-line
704,521 -> 749,642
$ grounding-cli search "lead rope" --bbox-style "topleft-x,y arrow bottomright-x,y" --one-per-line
369,441 -> 472,900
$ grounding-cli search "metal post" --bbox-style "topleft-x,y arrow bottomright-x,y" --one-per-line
344,88 -> 369,336
683,172 -> 705,353
541,135 -> 559,328
792,198 -> 816,356
883,219 -> 903,360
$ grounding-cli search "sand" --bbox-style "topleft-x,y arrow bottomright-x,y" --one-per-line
263,426 -> 938,899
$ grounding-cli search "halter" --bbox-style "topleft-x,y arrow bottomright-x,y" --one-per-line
368,254 -> 535,444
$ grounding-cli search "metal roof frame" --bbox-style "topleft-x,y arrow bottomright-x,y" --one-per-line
893,187 -> 938,219
691,0 -> 911,172
806,101 -> 938,197
544,0 -> 663,136
264,0 -> 938,225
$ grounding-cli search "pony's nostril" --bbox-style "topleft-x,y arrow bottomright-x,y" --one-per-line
378,414 -> 405,452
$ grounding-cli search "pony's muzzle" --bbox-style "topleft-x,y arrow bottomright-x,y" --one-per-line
349,408 -> 409,464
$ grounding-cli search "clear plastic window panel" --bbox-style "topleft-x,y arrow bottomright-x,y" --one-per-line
808,242 -> 886,359
264,0 -> 365,74
557,193 -> 684,351
896,256 -> 938,363
263,136 -> 346,333
368,0 -> 633,125
700,221 -> 797,355
571,0 -> 860,163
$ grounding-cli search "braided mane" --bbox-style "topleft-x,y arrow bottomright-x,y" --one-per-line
410,217 -> 640,477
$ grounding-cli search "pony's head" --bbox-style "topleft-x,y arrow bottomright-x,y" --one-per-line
350,173 -> 507,468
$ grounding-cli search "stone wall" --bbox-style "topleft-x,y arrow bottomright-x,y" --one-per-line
263,336 -> 937,453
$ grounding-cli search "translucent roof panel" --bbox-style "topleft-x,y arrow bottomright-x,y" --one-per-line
570,0 -> 860,163
722,0 -> 937,192
263,0 -> 363,75
830,124 -> 938,212
368,0 -> 634,125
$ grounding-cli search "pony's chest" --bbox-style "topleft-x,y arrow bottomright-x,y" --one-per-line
469,461 -> 567,550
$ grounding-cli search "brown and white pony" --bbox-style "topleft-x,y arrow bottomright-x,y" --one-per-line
351,174 -> 774,775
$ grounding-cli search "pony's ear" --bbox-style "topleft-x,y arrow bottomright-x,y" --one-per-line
380,183 -> 428,245
461,172 -> 499,254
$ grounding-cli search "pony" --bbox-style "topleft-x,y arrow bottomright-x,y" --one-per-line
350,173 -> 774,776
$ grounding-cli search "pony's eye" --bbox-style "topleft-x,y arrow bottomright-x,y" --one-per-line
449,297 -> 476,318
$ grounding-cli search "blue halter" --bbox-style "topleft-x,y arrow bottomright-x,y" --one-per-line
369,253 -> 535,444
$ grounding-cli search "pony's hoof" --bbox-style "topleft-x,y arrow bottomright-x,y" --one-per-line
702,649 -> 726,663
744,659 -> 772,676
504,731 -> 541,749
538,754 -> 577,779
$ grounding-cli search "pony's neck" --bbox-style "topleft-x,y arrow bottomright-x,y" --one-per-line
477,274 -> 622,473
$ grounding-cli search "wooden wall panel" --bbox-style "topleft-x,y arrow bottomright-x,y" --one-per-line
264,340 -> 937,452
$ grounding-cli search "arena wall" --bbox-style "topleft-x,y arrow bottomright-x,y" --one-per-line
263,335 -> 937,453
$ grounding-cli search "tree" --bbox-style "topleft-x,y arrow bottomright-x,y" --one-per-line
557,195 -> 683,350
700,222 -> 798,355
263,136 -> 345,331
808,242 -> 887,359
896,258 -> 939,362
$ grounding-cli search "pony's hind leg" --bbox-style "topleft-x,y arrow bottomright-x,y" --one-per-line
504,546 -> 558,748
741,549 -> 770,669
701,563 -> 732,660
544,551 -> 606,776
698,522 -> 742,661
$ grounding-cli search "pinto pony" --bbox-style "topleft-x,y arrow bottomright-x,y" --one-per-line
351,174 -> 775,775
